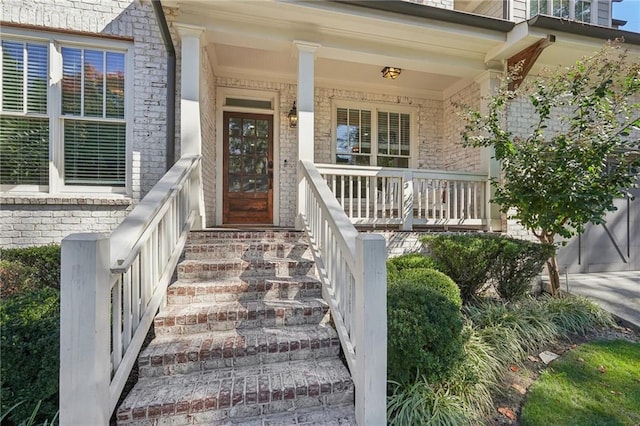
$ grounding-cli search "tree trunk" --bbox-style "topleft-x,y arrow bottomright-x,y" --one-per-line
545,255 -> 561,296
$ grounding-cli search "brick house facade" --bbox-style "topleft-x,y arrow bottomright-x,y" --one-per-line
1,0 -> 637,252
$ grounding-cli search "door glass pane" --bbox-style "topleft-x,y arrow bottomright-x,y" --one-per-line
242,176 -> 255,192
229,174 -> 241,192
256,119 -> 268,137
229,118 -> 241,136
229,156 -> 241,173
255,176 -> 268,192
243,119 -> 255,136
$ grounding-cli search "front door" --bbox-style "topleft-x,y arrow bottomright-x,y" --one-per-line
223,112 -> 273,224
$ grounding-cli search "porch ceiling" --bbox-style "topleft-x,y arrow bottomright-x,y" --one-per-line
171,0 -> 507,100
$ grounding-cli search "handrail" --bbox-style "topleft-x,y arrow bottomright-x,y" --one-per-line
60,154 -> 202,425
299,159 -> 386,426
110,154 -> 200,271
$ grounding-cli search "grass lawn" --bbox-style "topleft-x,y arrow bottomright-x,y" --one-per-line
521,339 -> 640,426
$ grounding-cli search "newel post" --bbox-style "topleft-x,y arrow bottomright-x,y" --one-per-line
60,233 -> 111,425
355,234 -> 387,426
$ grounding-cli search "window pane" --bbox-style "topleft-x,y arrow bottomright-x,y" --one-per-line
105,52 -> 125,118
84,50 -> 104,117
378,111 -> 389,155
2,41 -> 24,112
27,43 -> 47,113
389,112 -> 399,155
378,156 -> 409,168
576,0 -> 591,22
64,120 -> 125,186
0,116 -> 49,185
361,110 -> 371,154
62,47 -> 82,115
553,0 -> 570,17
400,113 -> 410,156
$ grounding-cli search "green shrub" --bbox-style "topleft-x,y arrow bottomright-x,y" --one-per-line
541,295 -> 614,335
491,239 -> 554,301
422,234 -> 502,303
388,278 -> 464,384
0,245 -> 60,293
388,253 -> 436,273
0,260 -> 37,299
396,268 -> 462,308
422,234 -> 553,303
388,376 -> 469,426
0,288 -> 60,424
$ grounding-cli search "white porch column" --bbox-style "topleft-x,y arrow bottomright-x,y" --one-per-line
176,24 -> 205,228
476,70 -> 503,231
295,41 -> 320,229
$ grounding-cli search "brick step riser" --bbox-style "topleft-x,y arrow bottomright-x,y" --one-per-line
167,287 -> 322,305
177,262 -> 316,282
186,232 -> 305,244
154,309 -> 329,336
184,244 -> 311,261
117,390 -> 354,425
139,344 -> 340,378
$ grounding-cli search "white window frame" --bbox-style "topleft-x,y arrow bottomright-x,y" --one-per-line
331,100 -> 417,169
529,0 -> 597,24
0,26 -> 133,195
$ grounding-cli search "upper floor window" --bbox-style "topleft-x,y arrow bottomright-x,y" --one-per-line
530,0 -> 592,23
1,29 -> 130,193
335,104 -> 413,168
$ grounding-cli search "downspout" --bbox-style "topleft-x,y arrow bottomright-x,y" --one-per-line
151,0 -> 176,170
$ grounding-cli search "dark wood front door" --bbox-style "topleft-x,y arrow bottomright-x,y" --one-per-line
223,112 -> 273,224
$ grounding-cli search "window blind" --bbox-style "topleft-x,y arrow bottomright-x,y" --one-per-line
1,41 -> 49,185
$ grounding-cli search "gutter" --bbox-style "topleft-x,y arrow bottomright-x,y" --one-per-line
331,0 -> 515,32
151,0 -> 177,170
528,15 -> 640,45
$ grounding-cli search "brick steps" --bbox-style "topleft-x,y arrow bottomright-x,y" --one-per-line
203,404 -> 356,425
138,324 -> 341,377
116,358 -> 353,425
184,241 -> 311,261
154,298 -> 330,335
116,230 -> 354,425
178,258 -> 317,281
166,276 -> 322,305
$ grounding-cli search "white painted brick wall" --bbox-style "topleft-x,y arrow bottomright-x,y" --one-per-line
0,197 -> 132,247
1,0 -> 169,247
442,82 -> 482,172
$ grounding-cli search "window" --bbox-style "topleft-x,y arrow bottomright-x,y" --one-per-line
335,105 -> 412,168
1,30 -> 130,193
530,0 -> 592,23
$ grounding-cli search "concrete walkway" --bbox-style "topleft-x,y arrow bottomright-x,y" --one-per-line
560,271 -> 640,330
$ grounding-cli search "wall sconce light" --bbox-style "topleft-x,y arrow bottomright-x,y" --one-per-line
288,102 -> 298,128
381,66 -> 401,79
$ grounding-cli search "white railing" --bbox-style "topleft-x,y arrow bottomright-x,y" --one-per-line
317,164 -> 488,230
60,154 -> 202,425
299,160 -> 387,426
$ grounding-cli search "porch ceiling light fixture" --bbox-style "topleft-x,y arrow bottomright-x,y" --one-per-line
381,66 -> 401,79
288,101 -> 298,128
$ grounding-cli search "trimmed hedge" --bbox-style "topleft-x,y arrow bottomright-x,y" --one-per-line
0,287 -> 60,424
0,245 -> 60,297
388,270 -> 465,384
393,268 -> 462,309
422,234 -> 554,302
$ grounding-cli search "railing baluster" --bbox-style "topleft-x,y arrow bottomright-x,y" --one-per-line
123,268 -> 132,350
111,277 -> 123,371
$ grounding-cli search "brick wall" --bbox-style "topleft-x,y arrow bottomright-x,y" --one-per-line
442,82 -> 482,172
1,0 -> 169,247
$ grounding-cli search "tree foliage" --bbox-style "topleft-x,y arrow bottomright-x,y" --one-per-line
462,40 -> 640,291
